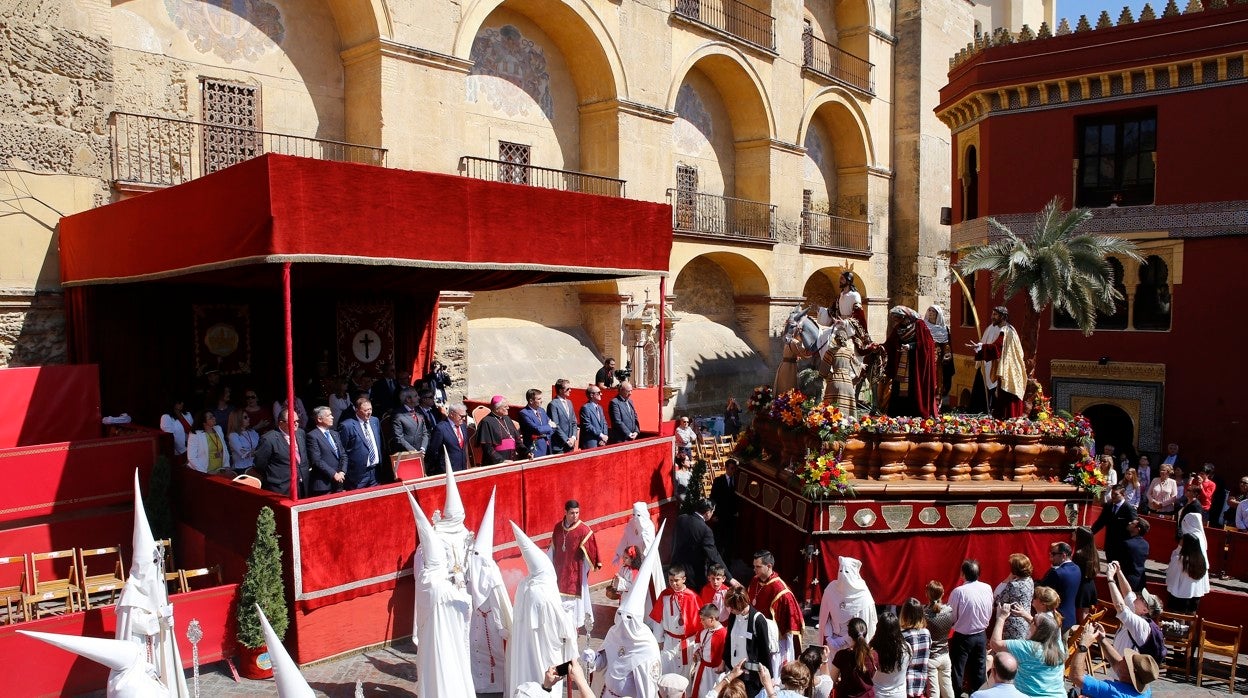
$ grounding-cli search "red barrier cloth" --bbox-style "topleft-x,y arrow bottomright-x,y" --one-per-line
289,439 -> 673,612
0,365 -> 101,446
59,154 -> 672,286
0,584 -> 237,697
0,435 -> 155,523
1226,529 -> 1248,581
819,530 -> 1058,606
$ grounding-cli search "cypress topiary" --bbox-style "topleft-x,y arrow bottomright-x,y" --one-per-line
236,507 -> 287,649
681,458 -> 710,514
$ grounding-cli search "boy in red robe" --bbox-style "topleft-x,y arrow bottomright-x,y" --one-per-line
550,499 -> 602,633
699,563 -> 731,623
650,564 -> 701,673
689,603 -> 727,698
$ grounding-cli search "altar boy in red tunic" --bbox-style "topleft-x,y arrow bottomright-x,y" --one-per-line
747,549 -> 804,675
650,564 -> 702,673
699,563 -> 732,623
550,499 -> 602,634
689,603 -> 727,698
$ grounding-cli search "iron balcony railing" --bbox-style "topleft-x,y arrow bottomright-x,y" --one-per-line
667,189 -> 776,241
109,112 -> 386,188
458,156 -> 626,197
802,31 -> 875,95
801,210 -> 871,253
673,0 -> 776,51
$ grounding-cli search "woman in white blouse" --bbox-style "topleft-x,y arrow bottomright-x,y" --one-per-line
1166,510 -> 1210,613
158,399 -> 194,462
227,409 -> 259,473
1147,464 -> 1178,514
187,410 -> 232,474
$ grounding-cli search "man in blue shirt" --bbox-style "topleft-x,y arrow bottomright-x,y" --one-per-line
1071,623 -> 1159,697
1038,541 -> 1081,631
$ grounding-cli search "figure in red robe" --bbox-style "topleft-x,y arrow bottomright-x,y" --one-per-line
969,305 -> 1028,418
881,305 -> 939,418
550,499 -> 602,633
689,608 -> 727,698
747,551 -> 804,675
649,565 -> 702,673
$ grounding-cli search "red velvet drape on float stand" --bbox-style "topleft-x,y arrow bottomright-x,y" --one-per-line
819,531 -> 1058,605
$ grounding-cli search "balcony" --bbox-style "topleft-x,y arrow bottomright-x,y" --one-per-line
457,156 -> 626,198
801,211 -> 871,254
109,112 -> 386,189
802,31 -> 875,96
667,189 -> 776,242
672,0 -> 776,52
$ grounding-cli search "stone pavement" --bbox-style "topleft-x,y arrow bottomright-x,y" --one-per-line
93,583 -> 1241,697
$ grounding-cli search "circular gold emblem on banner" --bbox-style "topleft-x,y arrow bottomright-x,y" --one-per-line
980,506 -> 1002,525
1040,506 -> 1060,524
853,508 -> 877,528
919,507 -> 941,525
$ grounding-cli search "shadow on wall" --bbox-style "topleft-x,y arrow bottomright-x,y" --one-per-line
673,313 -> 769,415
466,322 -> 604,401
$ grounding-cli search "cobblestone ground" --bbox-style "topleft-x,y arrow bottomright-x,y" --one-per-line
109,580 -> 1240,698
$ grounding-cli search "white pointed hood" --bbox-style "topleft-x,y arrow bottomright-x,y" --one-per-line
620,521 -> 665,619
121,469 -> 162,601
510,521 -> 556,584
834,556 -> 868,594
475,487 -> 497,553
436,464 -> 468,535
256,605 -> 314,698
409,489 -> 446,571
20,629 -> 143,671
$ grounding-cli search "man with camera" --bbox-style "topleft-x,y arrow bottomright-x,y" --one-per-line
423,360 -> 452,407
595,357 -> 618,390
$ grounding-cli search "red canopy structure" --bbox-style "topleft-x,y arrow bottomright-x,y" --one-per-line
59,154 -> 672,499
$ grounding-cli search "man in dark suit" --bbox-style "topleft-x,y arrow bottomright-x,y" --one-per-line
256,408 -> 309,498
672,499 -> 730,591
1092,483 -> 1137,567
518,388 -> 555,457
425,404 -> 470,475
369,363 -> 401,416
547,378 -> 578,454
305,405 -> 346,496
338,397 -> 383,490
578,385 -> 608,449
1121,517 -> 1151,592
709,458 -> 741,560
607,381 -> 639,443
390,388 -> 429,454
416,389 -> 444,436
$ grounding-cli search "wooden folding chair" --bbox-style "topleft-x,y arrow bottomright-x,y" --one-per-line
157,538 -> 176,575
0,554 -> 28,625
75,546 -> 126,609
1160,610 -> 1199,679
22,549 -> 81,619
179,565 -> 222,593
165,570 -> 185,595
699,435 -> 721,468
1196,619 -> 1242,691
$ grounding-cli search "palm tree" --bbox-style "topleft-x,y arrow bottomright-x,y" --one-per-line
956,196 -> 1142,373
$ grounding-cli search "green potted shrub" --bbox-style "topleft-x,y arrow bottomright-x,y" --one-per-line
236,506 -> 287,679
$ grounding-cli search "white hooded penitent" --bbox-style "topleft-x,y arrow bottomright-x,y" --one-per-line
255,604 -> 313,698
506,520 -> 576,696
19,629 -> 167,698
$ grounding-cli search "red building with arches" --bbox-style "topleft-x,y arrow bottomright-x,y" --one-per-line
936,4 -> 1248,471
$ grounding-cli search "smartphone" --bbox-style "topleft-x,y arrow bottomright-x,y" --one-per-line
555,661 -> 571,677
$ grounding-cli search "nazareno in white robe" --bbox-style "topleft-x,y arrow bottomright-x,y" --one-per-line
409,492 -> 476,698
507,521 -> 578,696
818,556 -> 878,651
467,490 -> 513,692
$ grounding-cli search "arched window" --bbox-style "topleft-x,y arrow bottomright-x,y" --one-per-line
1133,255 -> 1172,330
963,146 -> 979,221
1095,257 -> 1129,330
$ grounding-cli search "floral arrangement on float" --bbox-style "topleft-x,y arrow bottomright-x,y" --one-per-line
747,385 -> 774,415
804,404 -> 856,443
768,389 -> 809,430
1065,447 -> 1108,498
796,449 -> 855,499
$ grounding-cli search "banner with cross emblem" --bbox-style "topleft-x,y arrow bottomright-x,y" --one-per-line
336,302 -> 395,379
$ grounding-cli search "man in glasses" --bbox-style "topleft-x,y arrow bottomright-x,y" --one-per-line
578,385 -> 609,449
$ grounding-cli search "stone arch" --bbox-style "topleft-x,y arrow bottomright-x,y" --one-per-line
455,0 -> 627,102
324,0 -> 391,46
674,251 -> 771,300
668,44 -> 776,142
797,89 -> 873,165
835,0 -> 875,32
